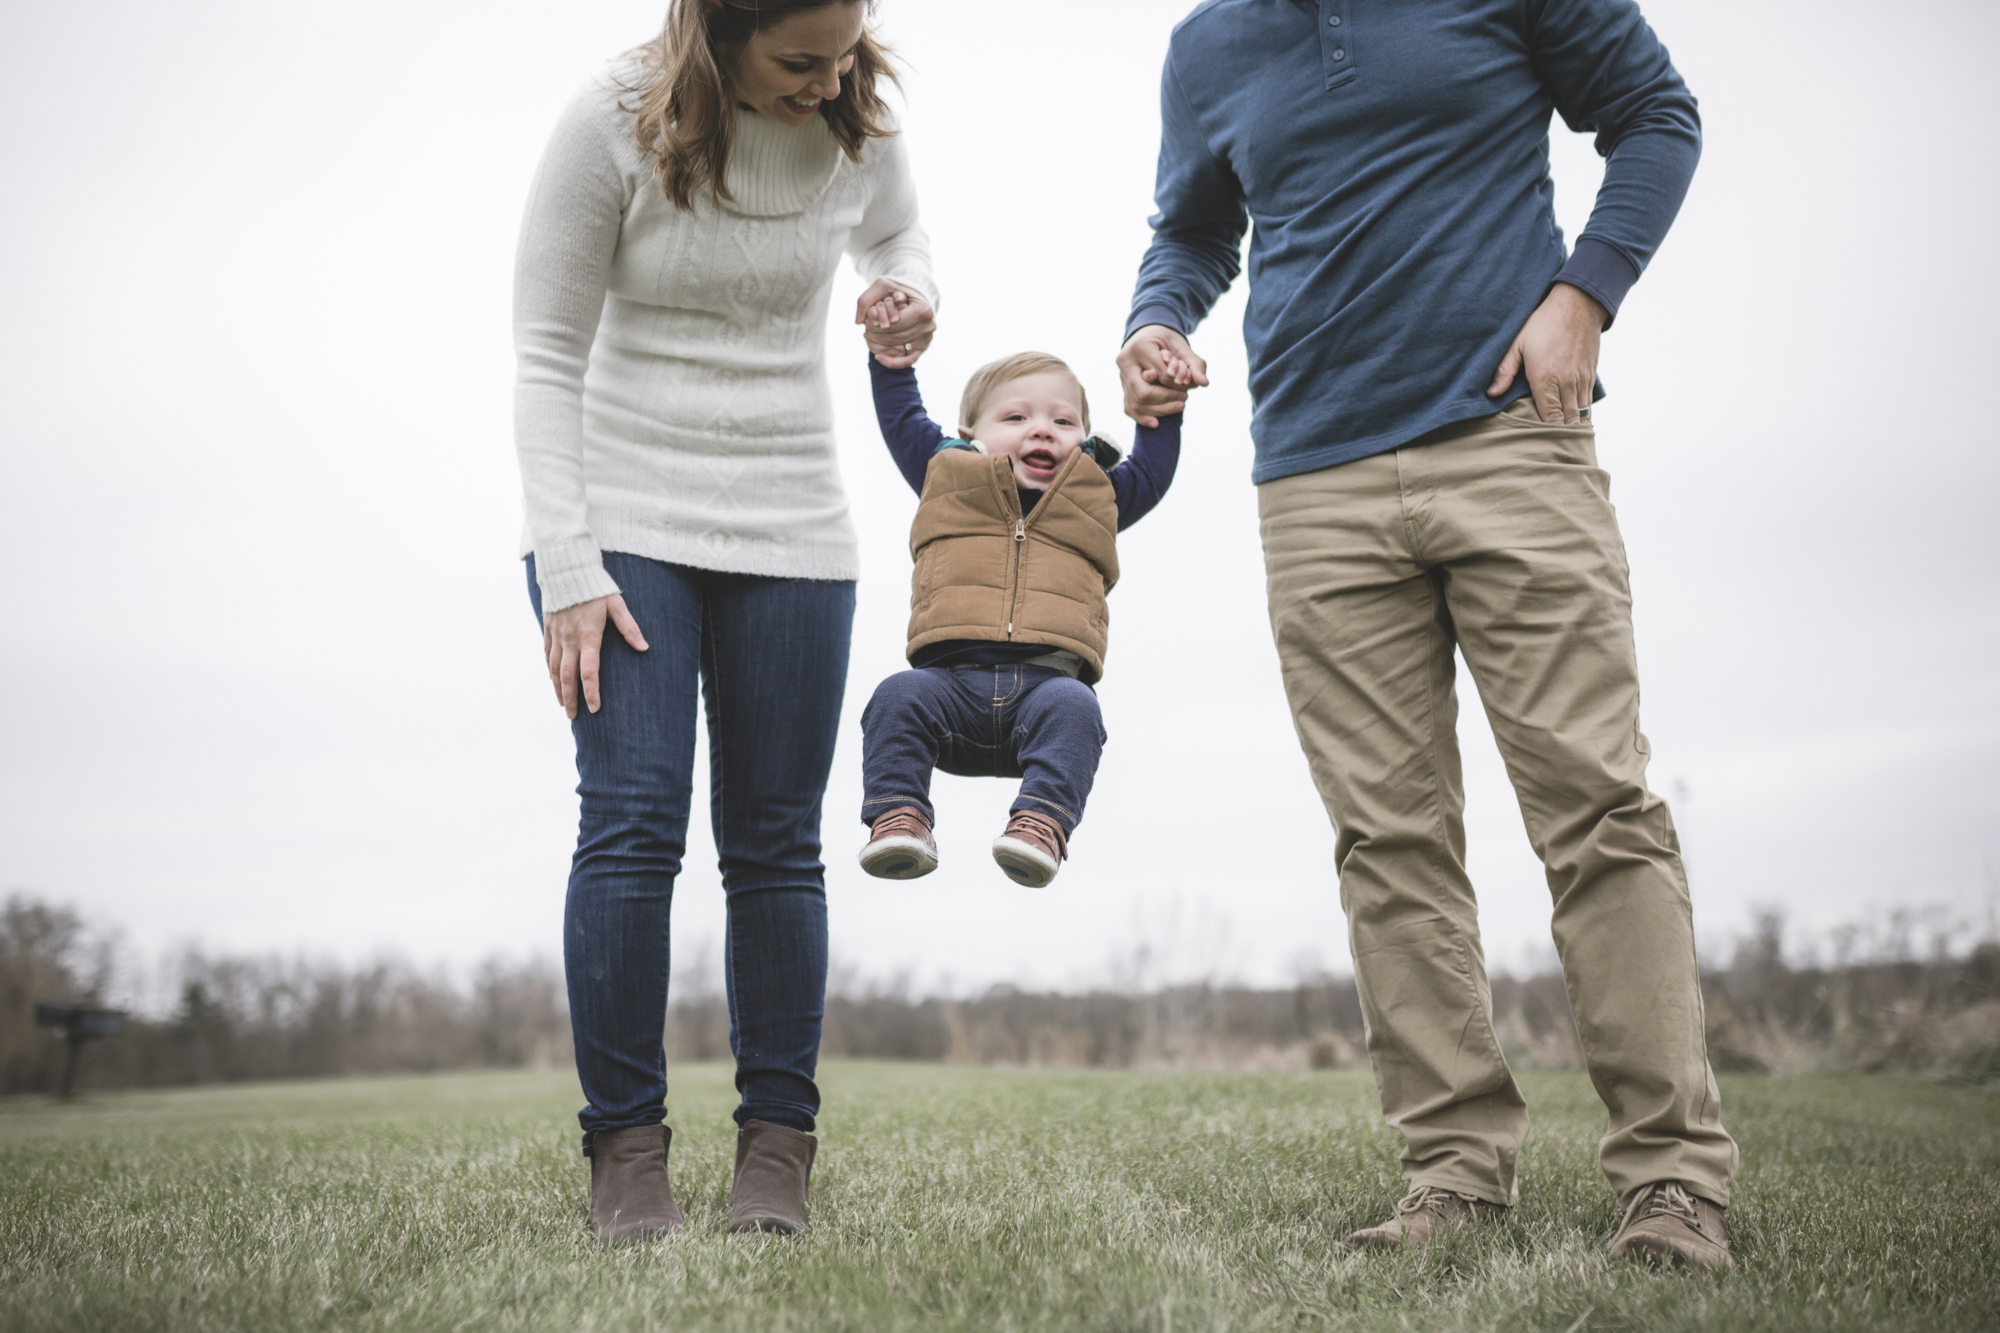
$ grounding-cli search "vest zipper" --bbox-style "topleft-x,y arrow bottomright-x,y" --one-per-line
1007,519 -> 1025,634
1005,451 -> 1078,638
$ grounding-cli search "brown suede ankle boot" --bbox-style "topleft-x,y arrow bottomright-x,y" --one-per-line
726,1120 -> 817,1234
586,1124 -> 684,1245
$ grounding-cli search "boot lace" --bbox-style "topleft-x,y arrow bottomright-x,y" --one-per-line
1623,1181 -> 1701,1234
1398,1184 -> 1477,1217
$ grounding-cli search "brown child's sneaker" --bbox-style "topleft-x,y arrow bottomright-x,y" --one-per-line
858,806 -> 938,879
1346,1184 -> 1508,1250
991,809 -> 1067,887
1609,1180 -> 1733,1272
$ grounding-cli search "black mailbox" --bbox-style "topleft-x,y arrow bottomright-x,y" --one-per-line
33,1002 -> 126,1099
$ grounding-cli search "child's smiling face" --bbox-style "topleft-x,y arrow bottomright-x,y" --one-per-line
964,370 -> 1088,490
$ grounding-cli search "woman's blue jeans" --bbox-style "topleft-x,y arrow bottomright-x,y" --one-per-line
527,553 -> 853,1141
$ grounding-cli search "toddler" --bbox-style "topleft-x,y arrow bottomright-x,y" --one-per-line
855,314 -> 1186,886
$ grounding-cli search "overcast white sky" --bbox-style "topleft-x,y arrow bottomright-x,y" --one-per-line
2,0 -> 1996,999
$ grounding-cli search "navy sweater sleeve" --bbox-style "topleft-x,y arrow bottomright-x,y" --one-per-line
869,357 -> 949,495
1535,0 -> 1703,324
1110,415 -> 1180,533
870,356 -> 1180,531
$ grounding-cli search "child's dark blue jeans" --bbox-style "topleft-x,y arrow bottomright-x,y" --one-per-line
859,663 -> 1107,835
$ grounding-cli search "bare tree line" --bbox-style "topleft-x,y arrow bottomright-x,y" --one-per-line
4,893 -> 1996,1097
1,895 -> 567,1096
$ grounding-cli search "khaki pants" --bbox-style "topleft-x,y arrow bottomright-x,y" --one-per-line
1258,400 -> 1738,1206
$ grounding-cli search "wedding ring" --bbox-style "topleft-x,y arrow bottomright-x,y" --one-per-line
902,342 -> 912,354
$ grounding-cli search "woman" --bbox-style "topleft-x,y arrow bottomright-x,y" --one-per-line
513,0 -> 935,1243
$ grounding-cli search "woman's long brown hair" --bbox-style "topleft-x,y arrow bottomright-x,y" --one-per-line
626,0 -> 898,212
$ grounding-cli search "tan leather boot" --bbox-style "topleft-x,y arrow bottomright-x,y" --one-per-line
586,1124 -> 684,1245
1609,1181 -> 1733,1271
1346,1184 -> 1508,1250
727,1120 -> 817,1234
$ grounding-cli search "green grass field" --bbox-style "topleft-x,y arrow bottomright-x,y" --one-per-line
2,1063 -> 1995,1332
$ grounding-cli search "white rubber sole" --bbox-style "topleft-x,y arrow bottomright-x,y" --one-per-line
858,834 -> 938,880
990,835 -> 1059,888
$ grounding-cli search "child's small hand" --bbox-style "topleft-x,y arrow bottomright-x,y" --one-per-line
864,290 -> 909,330
1156,348 -> 1199,389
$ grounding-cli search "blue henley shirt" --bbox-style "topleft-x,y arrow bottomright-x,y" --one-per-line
1127,0 -> 1701,483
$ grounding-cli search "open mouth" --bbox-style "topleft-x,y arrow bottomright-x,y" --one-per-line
1021,448 -> 1058,472
782,95 -> 822,114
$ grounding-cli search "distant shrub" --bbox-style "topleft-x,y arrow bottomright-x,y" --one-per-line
1700,911 -> 2000,1080
0,896 -> 116,1095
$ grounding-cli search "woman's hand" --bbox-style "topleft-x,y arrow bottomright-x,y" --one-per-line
1486,283 -> 1607,424
855,278 -> 935,368
1118,324 -> 1209,427
543,593 -> 648,719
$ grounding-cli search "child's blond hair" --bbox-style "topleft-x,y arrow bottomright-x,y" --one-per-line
958,352 -> 1092,437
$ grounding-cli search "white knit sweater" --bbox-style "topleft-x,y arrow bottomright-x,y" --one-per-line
513,71 -> 936,612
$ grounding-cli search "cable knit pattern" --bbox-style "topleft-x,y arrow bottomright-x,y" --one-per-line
514,70 -> 937,612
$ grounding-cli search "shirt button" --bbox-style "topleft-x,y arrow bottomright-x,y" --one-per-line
1332,47 -> 1346,59
1328,14 -> 1342,24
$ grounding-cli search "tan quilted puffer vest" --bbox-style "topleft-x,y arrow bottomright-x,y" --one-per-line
905,448 -> 1120,683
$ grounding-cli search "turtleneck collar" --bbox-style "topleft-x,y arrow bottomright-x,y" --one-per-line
722,108 -> 843,217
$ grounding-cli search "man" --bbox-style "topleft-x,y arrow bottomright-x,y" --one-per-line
1118,0 -> 1738,1270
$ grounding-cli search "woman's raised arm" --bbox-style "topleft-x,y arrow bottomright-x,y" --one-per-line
847,128 -> 937,367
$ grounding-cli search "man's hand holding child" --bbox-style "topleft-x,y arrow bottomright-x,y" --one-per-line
1117,324 -> 1208,427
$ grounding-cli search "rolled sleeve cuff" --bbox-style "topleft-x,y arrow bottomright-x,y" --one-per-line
1554,237 -> 1642,329
532,536 -> 622,615
1124,303 -> 1188,343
